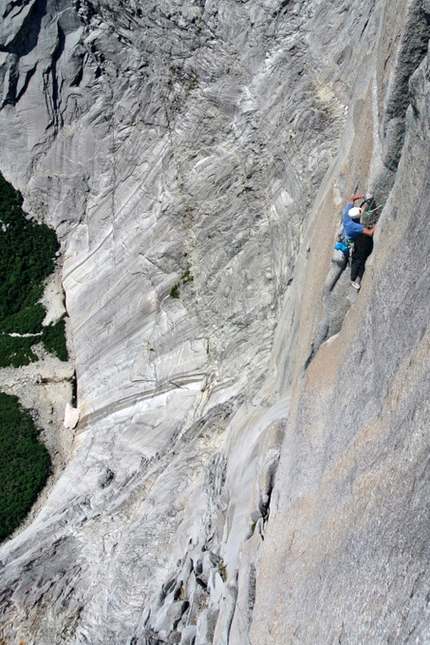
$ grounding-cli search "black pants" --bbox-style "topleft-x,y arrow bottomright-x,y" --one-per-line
351,233 -> 373,282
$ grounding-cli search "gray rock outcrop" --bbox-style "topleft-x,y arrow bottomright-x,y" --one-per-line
0,0 -> 429,643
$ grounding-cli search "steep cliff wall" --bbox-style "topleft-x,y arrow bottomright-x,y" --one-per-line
251,18 -> 430,645
0,0 -> 429,643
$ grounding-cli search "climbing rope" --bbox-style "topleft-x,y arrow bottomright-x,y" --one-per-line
362,203 -> 384,228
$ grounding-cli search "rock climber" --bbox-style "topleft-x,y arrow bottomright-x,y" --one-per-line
343,193 -> 376,290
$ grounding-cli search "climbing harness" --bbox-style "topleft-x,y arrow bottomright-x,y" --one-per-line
335,233 -> 354,259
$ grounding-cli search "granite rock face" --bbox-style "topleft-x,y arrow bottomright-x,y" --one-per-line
0,0 -> 429,643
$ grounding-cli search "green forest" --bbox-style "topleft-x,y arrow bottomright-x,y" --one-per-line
0,393 -> 51,541
0,172 -> 68,366
0,172 -> 67,541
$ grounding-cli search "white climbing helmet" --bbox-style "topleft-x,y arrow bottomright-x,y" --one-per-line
349,207 -> 363,220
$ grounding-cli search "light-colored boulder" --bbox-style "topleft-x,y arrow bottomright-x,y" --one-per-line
64,402 -> 80,429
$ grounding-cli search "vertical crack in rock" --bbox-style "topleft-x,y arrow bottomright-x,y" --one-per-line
382,0 -> 430,167
303,0 -> 430,373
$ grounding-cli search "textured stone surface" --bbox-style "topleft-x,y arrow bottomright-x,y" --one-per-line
251,27 -> 430,645
0,0 -> 429,643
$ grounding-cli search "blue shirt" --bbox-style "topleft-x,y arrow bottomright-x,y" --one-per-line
343,203 -> 364,241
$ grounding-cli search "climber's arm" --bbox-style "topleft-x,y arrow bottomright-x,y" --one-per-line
349,193 -> 365,203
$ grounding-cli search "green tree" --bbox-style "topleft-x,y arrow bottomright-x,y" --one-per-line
0,173 -> 68,364
0,393 -> 51,542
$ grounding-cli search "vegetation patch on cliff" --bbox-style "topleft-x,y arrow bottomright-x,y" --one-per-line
0,174 -> 67,540
0,393 -> 51,542
0,173 -> 67,366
